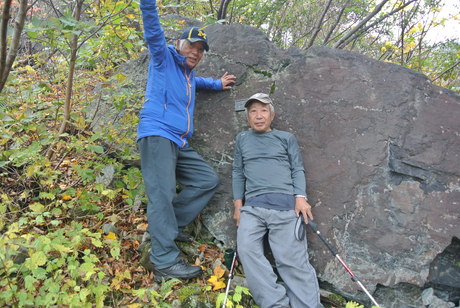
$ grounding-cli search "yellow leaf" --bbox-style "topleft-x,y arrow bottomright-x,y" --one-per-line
105,232 -> 117,240
61,194 -> 72,201
24,65 -> 35,73
115,73 -> 127,83
211,279 -> 226,291
207,271 -> 226,291
404,41 -> 417,53
110,278 -> 122,290
116,269 -> 131,280
207,275 -> 219,284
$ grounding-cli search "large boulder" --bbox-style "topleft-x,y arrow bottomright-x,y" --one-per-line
88,19 -> 460,307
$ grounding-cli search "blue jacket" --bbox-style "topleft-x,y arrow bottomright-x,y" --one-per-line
138,0 -> 223,147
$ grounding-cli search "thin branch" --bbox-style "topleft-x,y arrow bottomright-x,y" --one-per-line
323,0 -> 351,45
307,0 -> 333,48
339,0 -> 417,49
334,0 -> 390,49
432,60 -> 460,82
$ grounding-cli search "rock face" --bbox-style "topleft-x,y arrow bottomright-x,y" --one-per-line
88,19 -> 460,307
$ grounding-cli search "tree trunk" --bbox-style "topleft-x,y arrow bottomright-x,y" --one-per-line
217,0 -> 232,20
0,0 -> 28,94
57,0 -> 83,135
47,0 -> 83,159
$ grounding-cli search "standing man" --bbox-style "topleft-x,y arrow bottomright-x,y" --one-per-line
232,93 -> 322,308
138,0 -> 236,282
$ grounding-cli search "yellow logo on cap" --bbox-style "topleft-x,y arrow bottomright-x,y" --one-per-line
198,25 -> 208,39
187,26 -> 208,40
198,29 -> 206,39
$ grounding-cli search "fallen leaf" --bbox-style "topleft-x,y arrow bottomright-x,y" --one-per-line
105,232 -> 117,240
213,265 -> 225,279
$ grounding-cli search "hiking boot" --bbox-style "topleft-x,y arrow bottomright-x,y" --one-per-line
154,260 -> 202,282
175,231 -> 193,243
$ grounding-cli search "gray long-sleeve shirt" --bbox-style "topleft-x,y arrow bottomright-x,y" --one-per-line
232,129 -> 307,201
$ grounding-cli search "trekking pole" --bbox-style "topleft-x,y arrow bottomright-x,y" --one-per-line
222,248 -> 237,308
306,218 -> 382,308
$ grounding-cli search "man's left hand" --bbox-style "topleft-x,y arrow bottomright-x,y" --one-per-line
221,72 -> 236,90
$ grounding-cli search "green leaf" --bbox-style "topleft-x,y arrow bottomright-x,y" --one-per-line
233,292 -> 242,302
110,246 -> 120,259
346,302 -> 364,308
80,262 -> 96,280
88,144 -> 104,154
26,251 -> 47,270
24,275 -> 37,291
26,31 -> 38,39
31,267 -> 47,279
52,243 -> 72,254
29,202 -> 45,212
39,192 -> 56,200
79,288 -> 91,301
35,215 -> 45,224
17,290 -> 34,306
91,238 -> 103,248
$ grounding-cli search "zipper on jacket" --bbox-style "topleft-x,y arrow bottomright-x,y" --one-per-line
180,65 -> 192,148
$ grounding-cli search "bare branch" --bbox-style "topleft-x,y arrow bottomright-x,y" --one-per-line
432,60 -> 460,82
323,0 -> 351,45
334,0 -> 390,49
307,0 -> 333,48
338,0 -> 417,49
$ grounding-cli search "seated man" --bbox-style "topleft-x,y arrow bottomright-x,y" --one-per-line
232,93 -> 322,308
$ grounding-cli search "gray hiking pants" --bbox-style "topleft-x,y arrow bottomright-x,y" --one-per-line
237,206 -> 322,308
138,136 -> 219,268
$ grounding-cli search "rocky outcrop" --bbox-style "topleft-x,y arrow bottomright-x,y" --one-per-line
87,19 -> 460,307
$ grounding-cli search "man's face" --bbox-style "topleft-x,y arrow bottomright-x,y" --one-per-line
177,40 -> 205,69
247,101 -> 275,133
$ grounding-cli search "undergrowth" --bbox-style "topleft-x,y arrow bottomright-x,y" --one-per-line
0,59 -> 229,307
0,52 -> 375,308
